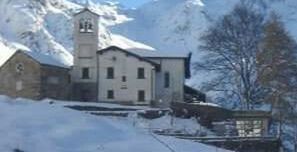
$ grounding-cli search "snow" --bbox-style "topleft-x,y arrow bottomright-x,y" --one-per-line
109,34 -> 156,51
100,34 -> 190,58
43,99 -> 157,110
129,48 -> 190,58
137,115 -> 215,135
0,96 -> 233,152
0,41 -> 15,67
24,50 -> 70,68
189,102 -> 221,107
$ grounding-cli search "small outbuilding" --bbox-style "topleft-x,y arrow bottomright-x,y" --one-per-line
0,49 -> 71,100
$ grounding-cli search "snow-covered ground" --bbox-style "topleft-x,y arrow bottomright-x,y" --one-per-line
44,99 -> 215,135
0,96 -> 232,152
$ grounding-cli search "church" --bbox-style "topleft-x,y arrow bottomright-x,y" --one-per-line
0,7 -> 202,107
71,7 -> 192,107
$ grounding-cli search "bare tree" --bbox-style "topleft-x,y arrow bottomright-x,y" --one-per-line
195,2 -> 265,109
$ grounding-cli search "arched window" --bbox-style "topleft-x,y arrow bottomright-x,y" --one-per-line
79,19 -> 85,32
87,19 -> 93,32
79,18 -> 93,33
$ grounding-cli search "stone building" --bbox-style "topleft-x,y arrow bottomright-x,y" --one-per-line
0,49 -> 71,100
71,8 -> 192,107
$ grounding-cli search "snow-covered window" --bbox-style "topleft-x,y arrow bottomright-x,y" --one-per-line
79,18 -> 93,33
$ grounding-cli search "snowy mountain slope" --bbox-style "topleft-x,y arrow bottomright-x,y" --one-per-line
111,0 -> 297,88
112,0 -> 239,56
113,0 -> 297,54
0,0 -> 146,66
0,0 -> 76,66
0,96 -> 233,152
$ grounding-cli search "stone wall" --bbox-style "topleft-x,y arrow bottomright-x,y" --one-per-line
0,51 -> 41,99
40,65 -> 71,100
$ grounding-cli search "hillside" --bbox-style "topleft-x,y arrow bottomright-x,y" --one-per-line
0,96 -> 232,152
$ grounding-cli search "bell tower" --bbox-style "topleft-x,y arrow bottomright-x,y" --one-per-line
72,7 -> 100,101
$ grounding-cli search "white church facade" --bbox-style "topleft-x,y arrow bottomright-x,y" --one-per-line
71,8 -> 192,107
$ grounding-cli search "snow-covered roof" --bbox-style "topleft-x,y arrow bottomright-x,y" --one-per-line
98,46 -> 160,68
0,42 -> 16,67
129,49 -> 190,58
0,43 -> 70,69
109,34 -> 156,51
23,50 -> 70,69
105,35 -> 190,58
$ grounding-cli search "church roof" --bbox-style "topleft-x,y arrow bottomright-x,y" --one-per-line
73,7 -> 100,17
128,48 -> 190,59
107,34 -> 189,58
97,46 -> 160,69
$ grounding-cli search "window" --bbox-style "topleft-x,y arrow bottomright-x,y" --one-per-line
47,76 -> 59,84
107,90 -> 114,99
164,72 -> 170,88
68,74 -> 71,84
138,90 -> 145,102
236,120 -> 263,137
137,68 -> 145,79
107,67 -> 114,79
122,76 -> 126,82
16,63 -> 24,74
79,18 -> 93,33
82,68 -> 90,79
16,81 -> 23,91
